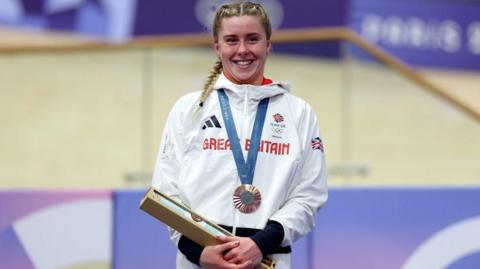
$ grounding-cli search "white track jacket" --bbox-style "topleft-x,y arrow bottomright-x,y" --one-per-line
152,74 -> 327,269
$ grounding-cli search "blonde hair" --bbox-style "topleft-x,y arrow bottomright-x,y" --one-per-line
198,1 -> 272,108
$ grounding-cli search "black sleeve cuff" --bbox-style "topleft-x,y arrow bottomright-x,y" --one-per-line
178,235 -> 204,266
249,220 -> 285,257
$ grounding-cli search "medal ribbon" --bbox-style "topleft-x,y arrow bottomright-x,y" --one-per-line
217,89 -> 269,185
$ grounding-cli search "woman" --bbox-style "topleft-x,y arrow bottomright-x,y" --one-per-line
152,2 -> 327,269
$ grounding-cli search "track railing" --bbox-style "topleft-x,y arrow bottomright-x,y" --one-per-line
1,26 -> 478,123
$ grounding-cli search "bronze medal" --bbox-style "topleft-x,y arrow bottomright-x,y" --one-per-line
233,184 -> 261,213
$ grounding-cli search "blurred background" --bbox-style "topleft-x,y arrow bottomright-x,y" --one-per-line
0,0 -> 479,268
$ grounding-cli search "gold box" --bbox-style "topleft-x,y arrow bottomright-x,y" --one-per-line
139,187 -> 275,269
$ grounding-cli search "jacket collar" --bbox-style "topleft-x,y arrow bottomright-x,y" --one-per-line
212,73 -> 290,102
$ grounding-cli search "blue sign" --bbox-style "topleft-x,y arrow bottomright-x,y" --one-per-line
1,188 -> 479,268
2,1 -> 479,68
312,188 -> 480,268
113,188 -> 480,268
349,1 -> 480,69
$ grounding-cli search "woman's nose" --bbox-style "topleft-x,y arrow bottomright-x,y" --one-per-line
237,41 -> 249,55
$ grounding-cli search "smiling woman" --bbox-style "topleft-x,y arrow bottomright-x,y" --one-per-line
198,1 -> 273,108
213,13 -> 271,85
150,2 -> 328,269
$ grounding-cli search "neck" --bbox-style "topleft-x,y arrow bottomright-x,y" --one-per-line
223,71 -> 263,86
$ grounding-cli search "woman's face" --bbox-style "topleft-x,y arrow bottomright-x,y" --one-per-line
214,15 -> 271,85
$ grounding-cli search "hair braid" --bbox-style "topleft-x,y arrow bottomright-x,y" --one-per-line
198,60 -> 223,107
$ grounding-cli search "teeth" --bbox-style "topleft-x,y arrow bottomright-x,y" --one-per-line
236,60 -> 253,65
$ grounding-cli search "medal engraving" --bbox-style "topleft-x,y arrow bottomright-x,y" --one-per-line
233,184 -> 261,213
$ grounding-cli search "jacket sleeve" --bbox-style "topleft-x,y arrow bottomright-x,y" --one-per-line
270,102 -> 328,246
151,97 -> 187,246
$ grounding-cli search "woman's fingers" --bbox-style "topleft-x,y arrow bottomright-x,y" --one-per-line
215,239 -> 240,253
223,248 -> 238,262
216,235 -> 238,243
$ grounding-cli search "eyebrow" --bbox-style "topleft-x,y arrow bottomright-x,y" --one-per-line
222,33 -> 262,39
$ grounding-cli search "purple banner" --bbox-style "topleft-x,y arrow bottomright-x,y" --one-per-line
2,1 -> 480,69
0,0 -> 346,40
1,188 -> 479,268
0,0 -> 136,41
113,190 -> 177,269
349,1 -> 480,69
113,188 -> 480,268
313,188 -> 480,268
0,190 -> 112,268
132,0 -> 347,36
131,0 -> 347,58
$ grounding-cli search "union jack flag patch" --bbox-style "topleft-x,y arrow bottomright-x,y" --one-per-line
311,137 -> 324,152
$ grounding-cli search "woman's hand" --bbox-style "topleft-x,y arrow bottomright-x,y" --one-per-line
199,239 -> 252,269
219,236 -> 263,268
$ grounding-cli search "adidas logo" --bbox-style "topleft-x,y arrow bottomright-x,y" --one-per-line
202,115 -> 222,129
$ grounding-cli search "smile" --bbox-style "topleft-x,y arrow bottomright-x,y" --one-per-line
234,60 -> 255,66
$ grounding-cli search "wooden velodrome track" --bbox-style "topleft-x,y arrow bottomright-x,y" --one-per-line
0,27 -> 479,188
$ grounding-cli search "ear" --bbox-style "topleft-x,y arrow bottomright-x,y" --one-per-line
213,42 -> 221,58
266,39 -> 272,54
